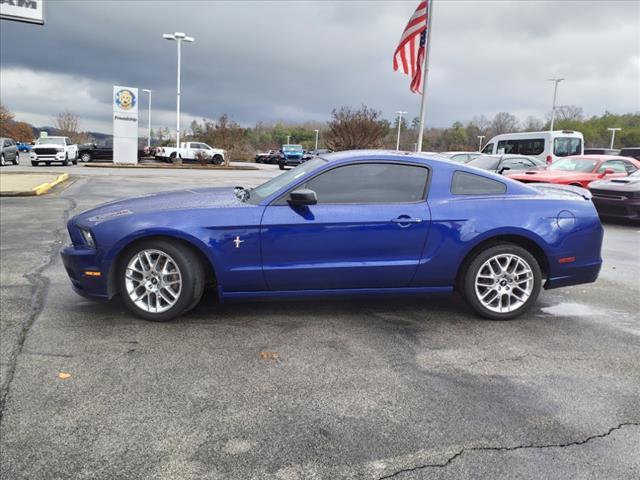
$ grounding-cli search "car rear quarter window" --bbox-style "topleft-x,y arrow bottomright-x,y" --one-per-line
304,163 -> 429,204
451,171 -> 507,195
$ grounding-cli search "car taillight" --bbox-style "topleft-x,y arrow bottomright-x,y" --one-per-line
546,155 -> 552,164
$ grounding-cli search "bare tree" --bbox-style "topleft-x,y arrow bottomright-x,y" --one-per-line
555,105 -> 584,122
55,110 -> 87,143
324,105 -> 389,151
491,112 -> 520,135
0,104 -> 15,137
522,116 -> 544,132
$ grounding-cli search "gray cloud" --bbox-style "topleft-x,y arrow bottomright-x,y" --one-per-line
1,0 -> 638,133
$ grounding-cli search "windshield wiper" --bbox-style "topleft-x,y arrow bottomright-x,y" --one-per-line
233,186 -> 250,202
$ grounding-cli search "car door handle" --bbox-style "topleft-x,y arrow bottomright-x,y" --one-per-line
391,215 -> 422,226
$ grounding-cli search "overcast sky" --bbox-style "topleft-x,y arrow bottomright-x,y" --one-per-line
1,0 -> 638,134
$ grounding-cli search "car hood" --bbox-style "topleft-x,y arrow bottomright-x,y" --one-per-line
508,170 -> 597,181
76,187 -> 247,226
589,175 -> 640,192
34,143 -> 66,149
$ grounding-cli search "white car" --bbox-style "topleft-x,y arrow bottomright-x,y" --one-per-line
156,142 -> 225,165
30,136 -> 79,166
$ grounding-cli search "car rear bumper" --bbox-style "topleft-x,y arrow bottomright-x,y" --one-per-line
545,260 -> 601,289
60,246 -> 109,299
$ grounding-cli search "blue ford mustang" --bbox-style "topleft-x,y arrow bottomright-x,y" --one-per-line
61,150 -> 603,321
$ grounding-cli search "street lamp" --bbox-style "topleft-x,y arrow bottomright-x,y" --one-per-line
607,128 -> 621,149
163,32 -> 195,148
548,78 -> 564,131
314,129 -> 319,150
477,135 -> 485,152
395,110 -> 407,151
142,89 -> 152,149
286,135 -> 291,144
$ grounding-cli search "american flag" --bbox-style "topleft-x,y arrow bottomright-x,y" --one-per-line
393,1 -> 429,94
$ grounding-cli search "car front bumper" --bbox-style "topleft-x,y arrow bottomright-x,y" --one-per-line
591,196 -> 640,221
60,245 -> 109,299
31,152 -> 67,162
281,157 -> 303,166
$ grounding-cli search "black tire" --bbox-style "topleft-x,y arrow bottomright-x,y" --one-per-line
31,161 -> 39,166
62,154 -> 69,166
212,154 -> 223,165
279,163 -> 285,170
13,156 -> 19,165
462,243 -> 542,321
118,239 -> 205,322
80,152 -> 92,162
0,154 -> 5,166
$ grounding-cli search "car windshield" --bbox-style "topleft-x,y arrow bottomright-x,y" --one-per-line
468,156 -> 500,170
36,137 -> 65,145
244,158 -> 326,204
549,157 -> 598,172
282,145 -> 303,152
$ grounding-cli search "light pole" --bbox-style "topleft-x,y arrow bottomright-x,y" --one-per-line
163,32 -> 195,148
477,135 -> 485,152
142,89 -> 152,149
607,128 -> 621,149
395,110 -> 407,151
548,78 -> 564,131
314,129 -> 319,150
286,135 -> 290,144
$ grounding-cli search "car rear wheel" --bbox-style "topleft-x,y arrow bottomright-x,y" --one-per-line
13,156 -> 19,165
119,240 -> 205,321
0,154 -> 5,166
463,244 -> 541,320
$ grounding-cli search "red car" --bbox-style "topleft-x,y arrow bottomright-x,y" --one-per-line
507,155 -> 640,188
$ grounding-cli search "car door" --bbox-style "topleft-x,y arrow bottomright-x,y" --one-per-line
7,140 -> 18,161
260,162 -> 432,290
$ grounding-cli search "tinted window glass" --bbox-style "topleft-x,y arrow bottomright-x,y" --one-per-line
549,157 -> 597,172
468,156 -> 500,171
451,171 -> 507,195
304,163 -> 428,204
501,159 -> 531,171
554,137 -> 582,157
597,160 -> 629,174
496,139 -> 544,156
481,143 -> 494,154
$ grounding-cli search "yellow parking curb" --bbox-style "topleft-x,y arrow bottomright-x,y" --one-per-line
32,173 -> 69,195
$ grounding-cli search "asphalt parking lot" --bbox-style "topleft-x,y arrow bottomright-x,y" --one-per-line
1,160 -> 639,479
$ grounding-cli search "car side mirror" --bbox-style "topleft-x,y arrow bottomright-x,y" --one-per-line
498,166 -> 511,175
288,188 -> 317,206
599,168 -> 615,177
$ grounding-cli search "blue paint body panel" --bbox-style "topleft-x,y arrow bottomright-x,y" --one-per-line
60,150 -> 603,304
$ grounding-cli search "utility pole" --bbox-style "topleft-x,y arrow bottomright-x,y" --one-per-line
395,111 -> 407,151
548,78 -> 564,131
314,129 -> 319,150
477,135 -> 485,151
607,128 -> 621,149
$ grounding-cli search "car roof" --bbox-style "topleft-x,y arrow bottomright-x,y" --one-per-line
566,154 -> 634,161
321,149 -> 456,167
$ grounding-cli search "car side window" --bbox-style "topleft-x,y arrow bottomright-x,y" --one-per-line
302,163 -> 429,204
451,171 -> 507,195
623,161 -> 637,174
597,160 -> 627,173
501,159 -> 529,171
481,143 -> 493,154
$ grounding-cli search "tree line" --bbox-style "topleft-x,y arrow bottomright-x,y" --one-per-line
2,103 -> 638,160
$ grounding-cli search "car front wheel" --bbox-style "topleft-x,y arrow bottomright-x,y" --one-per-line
463,244 -> 542,320
0,154 -> 5,166
119,240 -> 205,321
80,152 -> 91,162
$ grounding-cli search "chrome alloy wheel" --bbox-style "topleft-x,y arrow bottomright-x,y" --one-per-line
125,249 -> 182,314
474,253 -> 534,314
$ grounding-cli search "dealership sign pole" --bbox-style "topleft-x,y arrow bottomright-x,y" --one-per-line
0,0 -> 44,25
113,86 -> 139,165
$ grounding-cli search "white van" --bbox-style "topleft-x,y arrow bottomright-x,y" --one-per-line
481,130 -> 583,165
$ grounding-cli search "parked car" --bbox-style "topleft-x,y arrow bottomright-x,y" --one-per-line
156,142 -> 225,165
0,137 -> 19,166
17,142 -> 32,152
439,151 -> 482,163
61,150 -> 603,323
619,147 -> 640,161
30,136 -> 78,166
303,149 -> 334,160
588,170 -> 640,222
507,155 -> 640,188
278,144 -> 305,170
78,143 -> 114,162
255,150 -> 281,164
584,148 -> 620,155
468,154 -> 546,174
481,130 -> 583,165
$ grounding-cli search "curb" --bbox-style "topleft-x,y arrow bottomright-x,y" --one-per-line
1,173 -> 69,197
83,162 -> 258,171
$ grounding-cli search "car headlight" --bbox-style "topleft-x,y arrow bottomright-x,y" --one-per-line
79,228 -> 96,248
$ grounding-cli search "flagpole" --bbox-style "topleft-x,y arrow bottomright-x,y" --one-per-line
416,0 -> 434,152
